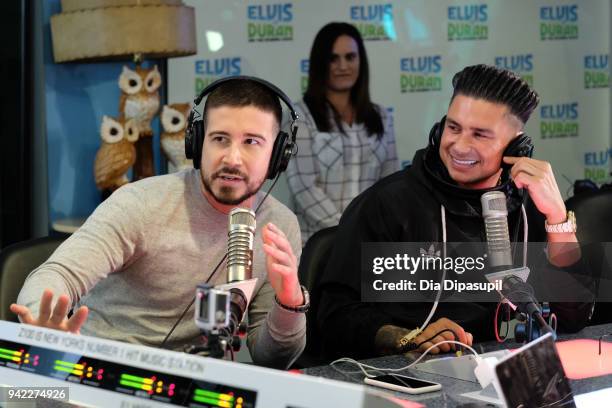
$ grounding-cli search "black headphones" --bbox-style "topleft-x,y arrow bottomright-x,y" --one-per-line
184,76 -> 299,179
428,115 -> 534,166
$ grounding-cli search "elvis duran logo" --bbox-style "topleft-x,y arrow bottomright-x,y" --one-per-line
447,4 -> 488,41
194,57 -> 242,94
349,3 -> 394,41
494,54 -> 534,87
584,148 -> 612,183
300,59 -> 309,93
540,4 -> 578,40
584,54 -> 609,89
540,102 -> 579,140
400,56 -> 442,93
247,3 -> 293,42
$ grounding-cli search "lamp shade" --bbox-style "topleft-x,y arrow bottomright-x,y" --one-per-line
50,0 -> 197,63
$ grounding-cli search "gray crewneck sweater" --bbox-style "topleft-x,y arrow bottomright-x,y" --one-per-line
17,169 -> 305,369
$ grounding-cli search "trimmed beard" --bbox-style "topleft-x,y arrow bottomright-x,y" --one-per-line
201,169 -> 265,206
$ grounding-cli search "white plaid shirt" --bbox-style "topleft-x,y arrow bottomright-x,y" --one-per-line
286,100 -> 399,244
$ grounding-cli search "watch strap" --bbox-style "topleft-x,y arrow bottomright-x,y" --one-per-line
275,285 -> 310,313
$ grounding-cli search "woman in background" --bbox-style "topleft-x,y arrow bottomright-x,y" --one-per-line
287,22 -> 399,244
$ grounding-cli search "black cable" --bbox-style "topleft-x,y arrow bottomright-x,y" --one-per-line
159,254 -> 227,349
414,329 -> 458,349
500,304 -> 511,339
159,173 -> 281,349
511,190 -> 530,265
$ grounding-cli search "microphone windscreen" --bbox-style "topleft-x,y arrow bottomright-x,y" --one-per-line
229,208 -> 256,231
481,191 -> 508,218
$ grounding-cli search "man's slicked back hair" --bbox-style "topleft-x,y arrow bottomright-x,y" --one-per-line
203,79 -> 283,127
451,64 -> 540,125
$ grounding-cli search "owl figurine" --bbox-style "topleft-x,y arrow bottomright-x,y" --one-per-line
160,103 -> 193,173
119,65 -> 161,136
94,116 -> 140,191
118,64 -> 161,180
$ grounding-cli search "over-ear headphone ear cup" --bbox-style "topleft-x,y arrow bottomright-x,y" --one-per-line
428,122 -> 441,149
185,128 -> 193,159
428,115 -> 446,150
184,119 -> 204,170
267,131 -> 290,179
503,134 -> 534,159
192,120 -> 204,170
185,113 -> 195,159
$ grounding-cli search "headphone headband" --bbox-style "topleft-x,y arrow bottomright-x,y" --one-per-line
185,75 -> 299,179
193,75 -> 299,122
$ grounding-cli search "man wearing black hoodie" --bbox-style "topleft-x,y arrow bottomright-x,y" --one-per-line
316,64 -> 593,360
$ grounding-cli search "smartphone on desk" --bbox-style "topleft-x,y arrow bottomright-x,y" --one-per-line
364,374 -> 442,394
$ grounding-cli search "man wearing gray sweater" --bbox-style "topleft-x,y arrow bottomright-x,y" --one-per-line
11,78 -> 307,369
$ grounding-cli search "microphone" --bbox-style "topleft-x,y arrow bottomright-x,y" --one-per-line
195,208 -> 258,339
225,208 -> 256,337
227,208 -> 256,282
481,192 -> 555,341
481,191 -> 512,269
481,191 -> 530,284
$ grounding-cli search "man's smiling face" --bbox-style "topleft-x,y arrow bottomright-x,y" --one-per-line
439,94 -> 522,189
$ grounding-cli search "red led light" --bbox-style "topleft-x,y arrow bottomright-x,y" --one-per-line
168,390 -> 174,397
169,384 -> 175,389
97,375 -> 102,380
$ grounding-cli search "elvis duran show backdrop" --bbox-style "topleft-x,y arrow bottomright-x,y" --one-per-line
168,0 -> 611,206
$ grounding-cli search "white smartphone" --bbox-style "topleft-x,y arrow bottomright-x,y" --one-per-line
364,374 -> 442,394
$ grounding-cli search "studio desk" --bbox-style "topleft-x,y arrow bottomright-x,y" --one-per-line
303,323 -> 612,407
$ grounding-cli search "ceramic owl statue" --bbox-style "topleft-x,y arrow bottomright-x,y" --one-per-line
160,103 -> 193,173
94,116 -> 140,192
118,64 -> 161,180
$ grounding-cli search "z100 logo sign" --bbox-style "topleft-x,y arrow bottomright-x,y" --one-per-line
194,58 -> 241,93
300,59 -> 309,93
447,4 -> 488,41
540,5 -> 578,40
540,102 -> 578,139
247,3 -> 293,42
349,4 -> 394,41
400,56 -> 442,93
584,54 -> 609,89
584,148 -> 612,183
494,54 -> 533,87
